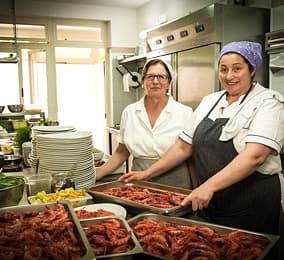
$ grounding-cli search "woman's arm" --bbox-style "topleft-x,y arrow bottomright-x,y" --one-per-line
181,142 -> 273,210
119,138 -> 192,182
96,143 -> 130,180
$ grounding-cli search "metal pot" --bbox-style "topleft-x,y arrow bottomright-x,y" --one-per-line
0,178 -> 24,207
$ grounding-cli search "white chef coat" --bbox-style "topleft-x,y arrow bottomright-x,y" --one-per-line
119,96 -> 193,159
180,83 -> 284,175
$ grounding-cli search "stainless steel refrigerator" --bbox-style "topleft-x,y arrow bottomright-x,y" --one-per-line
146,3 -> 270,109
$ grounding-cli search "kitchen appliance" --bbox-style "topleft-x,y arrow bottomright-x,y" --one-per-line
146,3 -> 270,109
265,29 -> 284,73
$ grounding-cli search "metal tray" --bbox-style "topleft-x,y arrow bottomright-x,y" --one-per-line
0,201 -> 95,260
80,215 -> 143,259
87,180 -> 192,216
128,213 -> 279,260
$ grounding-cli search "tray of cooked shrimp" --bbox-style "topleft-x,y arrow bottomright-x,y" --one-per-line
0,201 -> 95,259
128,213 -> 279,260
87,180 -> 192,216
79,215 -> 143,259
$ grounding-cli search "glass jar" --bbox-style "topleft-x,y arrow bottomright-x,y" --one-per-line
51,172 -> 75,192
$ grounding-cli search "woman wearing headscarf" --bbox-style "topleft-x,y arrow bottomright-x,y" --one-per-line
96,58 -> 194,189
120,41 -> 284,235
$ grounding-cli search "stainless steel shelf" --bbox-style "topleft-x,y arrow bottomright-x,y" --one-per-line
0,111 -> 44,118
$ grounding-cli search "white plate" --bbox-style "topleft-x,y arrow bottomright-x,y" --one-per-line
75,203 -> 127,218
32,125 -> 76,132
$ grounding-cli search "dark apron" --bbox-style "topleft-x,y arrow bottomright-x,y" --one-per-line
132,158 -> 192,189
192,93 -> 281,234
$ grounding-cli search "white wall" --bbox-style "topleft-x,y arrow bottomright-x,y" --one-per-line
137,0 -> 213,35
0,0 -> 138,48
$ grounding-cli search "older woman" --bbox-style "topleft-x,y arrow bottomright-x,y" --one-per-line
96,58 -> 193,189
120,41 -> 284,235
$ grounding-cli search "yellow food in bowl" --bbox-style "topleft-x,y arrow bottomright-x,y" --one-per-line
28,187 -> 89,207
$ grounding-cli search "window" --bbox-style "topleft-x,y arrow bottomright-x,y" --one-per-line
55,47 -> 106,149
0,62 -> 19,105
0,23 -> 46,42
56,25 -> 102,42
0,17 -> 107,150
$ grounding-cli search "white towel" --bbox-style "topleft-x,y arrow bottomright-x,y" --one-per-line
122,72 -> 141,92
128,72 -> 141,87
122,73 -> 130,92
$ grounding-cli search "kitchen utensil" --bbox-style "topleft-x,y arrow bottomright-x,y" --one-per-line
0,201 -> 95,259
7,104 -> 24,113
128,213 -> 279,260
0,177 -> 24,207
75,203 -> 127,218
88,180 -> 192,216
25,174 -> 52,196
79,215 -> 143,258
51,171 -> 75,192
28,189 -> 92,207
3,155 -> 22,172
93,147 -> 104,161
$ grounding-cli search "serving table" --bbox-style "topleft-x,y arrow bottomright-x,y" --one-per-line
2,170 -> 280,260
4,168 -> 124,206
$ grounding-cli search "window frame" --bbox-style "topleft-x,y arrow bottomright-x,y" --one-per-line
0,16 -> 108,120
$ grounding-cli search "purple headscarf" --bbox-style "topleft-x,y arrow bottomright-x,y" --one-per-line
217,41 -> 263,69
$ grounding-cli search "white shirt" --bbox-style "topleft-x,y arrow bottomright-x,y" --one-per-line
119,96 -> 193,159
180,83 -> 284,174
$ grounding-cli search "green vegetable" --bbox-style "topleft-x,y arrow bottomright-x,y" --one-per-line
0,173 -> 23,189
14,126 -> 32,148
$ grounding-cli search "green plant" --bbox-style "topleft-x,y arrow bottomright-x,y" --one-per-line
14,126 -> 32,148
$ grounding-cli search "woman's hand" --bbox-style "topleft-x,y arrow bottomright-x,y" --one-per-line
181,183 -> 214,211
119,170 -> 149,182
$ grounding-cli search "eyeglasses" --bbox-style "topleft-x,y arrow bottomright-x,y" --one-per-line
144,74 -> 169,82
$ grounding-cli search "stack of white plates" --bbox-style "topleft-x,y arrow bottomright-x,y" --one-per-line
29,125 -> 76,169
35,131 -> 96,190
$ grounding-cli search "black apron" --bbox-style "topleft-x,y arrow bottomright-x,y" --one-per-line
192,92 -> 281,234
132,158 -> 192,189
